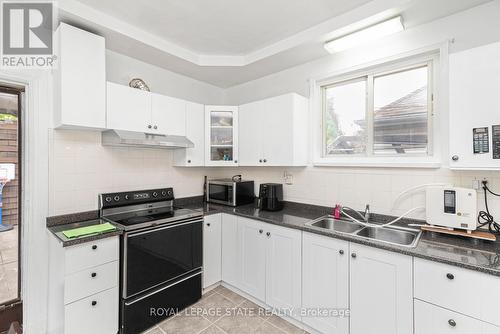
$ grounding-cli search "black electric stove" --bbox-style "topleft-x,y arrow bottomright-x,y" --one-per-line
99,188 -> 203,334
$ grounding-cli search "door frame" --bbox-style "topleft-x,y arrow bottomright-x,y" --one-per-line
0,70 -> 51,333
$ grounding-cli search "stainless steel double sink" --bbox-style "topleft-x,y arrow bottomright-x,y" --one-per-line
306,216 -> 421,248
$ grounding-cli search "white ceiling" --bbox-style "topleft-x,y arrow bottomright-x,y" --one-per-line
58,0 -> 492,88
74,0 -> 372,55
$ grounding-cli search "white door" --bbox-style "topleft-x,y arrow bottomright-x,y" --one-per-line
205,105 -> 239,166
302,233 -> 349,334
151,93 -> 186,136
449,42 -> 500,170
238,100 -> 263,166
203,214 -> 222,289
238,217 -> 266,301
415,300 -> 500,334
174,101 -> 205,166
265,224 -> 302,320
350,244 -> 413,334
106,82 -> 151,132
261,95 -> 293,166
221,214 -> 240,288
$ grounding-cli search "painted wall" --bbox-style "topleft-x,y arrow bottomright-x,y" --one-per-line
49,1 -> 500,219
220,1 -> 500,219
48,51 -> 225,215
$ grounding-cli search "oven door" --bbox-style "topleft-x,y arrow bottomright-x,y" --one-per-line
123,217 -> 202,298
208,182 -> 235,205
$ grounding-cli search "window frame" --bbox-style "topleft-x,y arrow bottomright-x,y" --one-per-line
312,49 -> 443,168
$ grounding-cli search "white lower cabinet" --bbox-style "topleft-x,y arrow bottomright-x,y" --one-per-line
65,287 -> 118,334
415,300 -> 500,334
302,233 -> 349,334
265,223 -> 302,320
349,243 -> 413,334
238,217 -> 267,301
203,214 -> 222,288
221,214 -> 240,287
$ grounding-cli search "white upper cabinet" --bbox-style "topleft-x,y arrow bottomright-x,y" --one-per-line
205,105 -> 239,166
449,41 -> 500,170
174,101 -> 205,166
350,244 -> 413,334
151,93 -> 186,136
53,23 -> 106,129
302,232 -> 349,334
239,93 -> 309,166
106,82 -> 188,136
106,82 -> 151,133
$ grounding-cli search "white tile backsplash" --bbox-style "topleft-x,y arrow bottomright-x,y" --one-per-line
49,129 -> 500,221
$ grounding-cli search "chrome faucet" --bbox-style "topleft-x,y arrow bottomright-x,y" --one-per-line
363,204 -> 370,223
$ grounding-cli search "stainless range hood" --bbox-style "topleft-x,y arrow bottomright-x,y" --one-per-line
101,130 -> 194,149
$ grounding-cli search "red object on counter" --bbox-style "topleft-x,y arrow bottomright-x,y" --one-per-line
334,204 -> 341,219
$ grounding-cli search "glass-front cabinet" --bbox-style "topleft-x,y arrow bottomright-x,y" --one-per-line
205,105 -> 239,166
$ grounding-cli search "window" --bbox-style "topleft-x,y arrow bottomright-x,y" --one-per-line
322,60 -> 433,158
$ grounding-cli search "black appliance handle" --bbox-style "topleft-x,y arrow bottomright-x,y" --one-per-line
126,218 -> 203,238
124,271 -> 202,306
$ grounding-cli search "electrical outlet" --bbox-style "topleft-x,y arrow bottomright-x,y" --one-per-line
473,179 -> 480,190
283,171 -> 293,185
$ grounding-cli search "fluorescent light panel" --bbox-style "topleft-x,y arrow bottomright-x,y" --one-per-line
324,16 -> 404,54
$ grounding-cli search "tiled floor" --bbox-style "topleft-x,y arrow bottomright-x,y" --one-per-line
143,285 -> 309,334
0,225 -> 18,304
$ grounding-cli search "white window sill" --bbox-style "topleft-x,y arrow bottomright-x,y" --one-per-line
313,157 -> 442,169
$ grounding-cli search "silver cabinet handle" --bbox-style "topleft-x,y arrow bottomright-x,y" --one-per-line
351,253 -> 357,258
451,155 -> 459,161
446,273 -> 454,280
153,125 -> 158,130
263,159 -> 267,163
147,125 -> 152,129
339,250 -> 344,255
448,319 -> 456,327
259,229 -> 263,234
259,159 -> 262,163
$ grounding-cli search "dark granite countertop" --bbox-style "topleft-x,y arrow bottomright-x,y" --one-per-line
47,218 -> 123,247
177,198 -> 500,277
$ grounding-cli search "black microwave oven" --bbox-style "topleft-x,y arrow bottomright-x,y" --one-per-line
206,179 -> 255,206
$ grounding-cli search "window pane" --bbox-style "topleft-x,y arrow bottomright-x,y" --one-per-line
373,66 -> 428,154
324,79 -> 367,155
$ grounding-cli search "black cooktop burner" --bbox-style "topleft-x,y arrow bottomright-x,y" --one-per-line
105,206 -> 201,229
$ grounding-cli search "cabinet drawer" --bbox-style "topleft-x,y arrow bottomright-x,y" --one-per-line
65,287 -> 118,334
65,237 -> 119,275
414,258 -> 500,326
415,300 -> 500,334
65,261 -> 118,304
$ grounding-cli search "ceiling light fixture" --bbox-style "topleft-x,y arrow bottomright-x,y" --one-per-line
324,16 -> 404,54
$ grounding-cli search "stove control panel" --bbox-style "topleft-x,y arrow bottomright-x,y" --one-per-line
100,188 -> 174,208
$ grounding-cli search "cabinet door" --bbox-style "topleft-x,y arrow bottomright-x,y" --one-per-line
265,224 -> 302,320
449,42 -> 500,170
238,217 -> 266,301
415,300 -> 500,334
302,233 -> 349,334
350,244 -> 413,334
238,100 -> 263,166
106,82 -> 151,132
203,214 -> 222,289
174,101 -> 205,166
151,93 -> 186,136
205,105 -> 239,166
261,95 -> 294,166
55,23 -> 106,129
221,214 -> 240,288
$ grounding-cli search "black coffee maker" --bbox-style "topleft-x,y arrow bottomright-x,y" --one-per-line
256,183 -> 283,211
